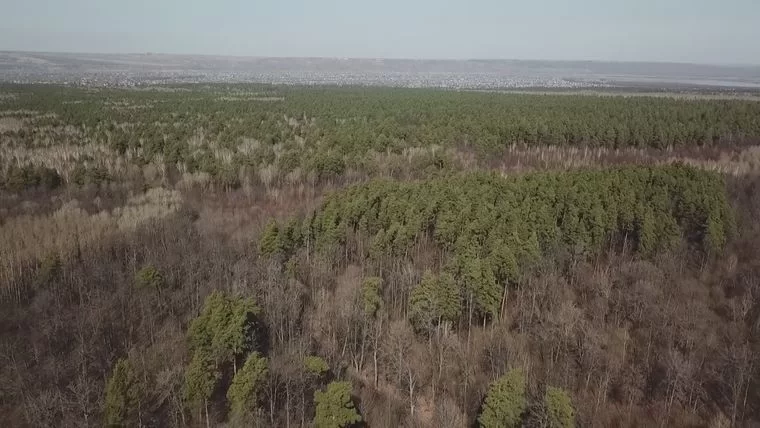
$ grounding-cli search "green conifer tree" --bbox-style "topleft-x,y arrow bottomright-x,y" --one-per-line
134,264 -> 164,290
409,271 -> 461,333
183,351 -> 220,425
259,220 -> 281,257
478,368 -> 526,428
103,358 -> 140,427
304,355 -> 330,377
361,277 -> 383,318
227,352 -> 268,422
545,387 -> 575,428
313,381 -> 362,428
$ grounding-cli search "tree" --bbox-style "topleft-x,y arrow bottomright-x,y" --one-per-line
134,264 -> 165,290
222,297 -> 261,372
705,212 -> 727,255
489,241 -> 519,285
478,368 -> 526,428
460,256 -> 500,323
636,206 -> 658,256
313,381 -> 362,428
259,220 -> 281,257
227,352 -> 269,422
544,387 -> 575,428
188,291 -> 261,371
304,355 -> 329,377
409,271 -> 460,334
183,351 -> 220,427
361,277 -> 383,318
103,358 -> 140,427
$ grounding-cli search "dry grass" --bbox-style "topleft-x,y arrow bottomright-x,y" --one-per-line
0,117 -> 23,132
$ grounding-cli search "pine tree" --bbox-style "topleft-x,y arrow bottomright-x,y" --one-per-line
304,355 -> 330,377
188,291 -> 260,368
409,271 -> 461,333
637,206 -> 658,256
103,358 -> 140,427
545,387 -> 575,428
134,264 -> 164,290
489,241 -> 519,285
523,230 -> 541,264
183,351 -> 220,425
478,368 -> 526,428
461,256 -> 500,321
313,381 -> 362,428
259,220 -> 281,257
227,352 -> 268,422
705,212 -> 727,255
361,277 -> 383,318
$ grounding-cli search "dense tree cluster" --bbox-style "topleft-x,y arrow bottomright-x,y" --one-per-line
2,84 -> 760,191
3,83 -> 760,427
261,164 -> 733,327
0,164 -> 62,192
310,163 -> 732,257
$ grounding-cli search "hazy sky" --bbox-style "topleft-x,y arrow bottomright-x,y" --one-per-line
1,0 -> 759,64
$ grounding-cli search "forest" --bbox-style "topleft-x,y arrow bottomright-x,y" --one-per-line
1,84 -> 760,427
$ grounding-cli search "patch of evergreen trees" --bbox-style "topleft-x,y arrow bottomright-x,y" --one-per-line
264,164 -> 734,326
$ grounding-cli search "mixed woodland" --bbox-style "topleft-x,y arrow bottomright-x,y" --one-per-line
1,84 -> 760,427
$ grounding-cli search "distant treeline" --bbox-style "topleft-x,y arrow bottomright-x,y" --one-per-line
1,84 -> 760,190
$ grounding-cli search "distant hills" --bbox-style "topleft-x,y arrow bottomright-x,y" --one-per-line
1,51 -> 759,90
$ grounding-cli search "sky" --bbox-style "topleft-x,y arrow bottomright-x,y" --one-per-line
1,0 -> 759,65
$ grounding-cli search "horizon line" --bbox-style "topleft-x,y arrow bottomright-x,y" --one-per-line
2,49 -> 759,68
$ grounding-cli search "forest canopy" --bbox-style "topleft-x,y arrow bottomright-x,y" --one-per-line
2,83 -> 760,428
2,84 -> 760,191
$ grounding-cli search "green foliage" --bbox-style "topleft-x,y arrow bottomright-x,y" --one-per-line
259,220 -> 281,257
636,207 -> 658,256
302,164 -> 732,264
705,212 -> 728,255
184,291 -> 261,417
259,219 -> 303,258
304,355 -> 330,377
227,352 -> 268,420
489,241 -> 519,285
69,163 -> 110,186
134,264 -> 164,290
409,271 -> 461,333
361,277 -> 383,318
183,351 -> 220,408
313,381 -> 362,428
280,164 -> 734,327
5,84 -> 760,189
103,358 -> 140,427
478,368 -> 527,428
187,291 -> 261,365
457,255 -> 500,320
310,151 -> 346,182
2,164 -> 62,192
545,387 -> 575,428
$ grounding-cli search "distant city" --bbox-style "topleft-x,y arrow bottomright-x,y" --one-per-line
2,51 -> 760,91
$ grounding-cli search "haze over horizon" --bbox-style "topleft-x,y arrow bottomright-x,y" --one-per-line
1,0 -> 759,66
